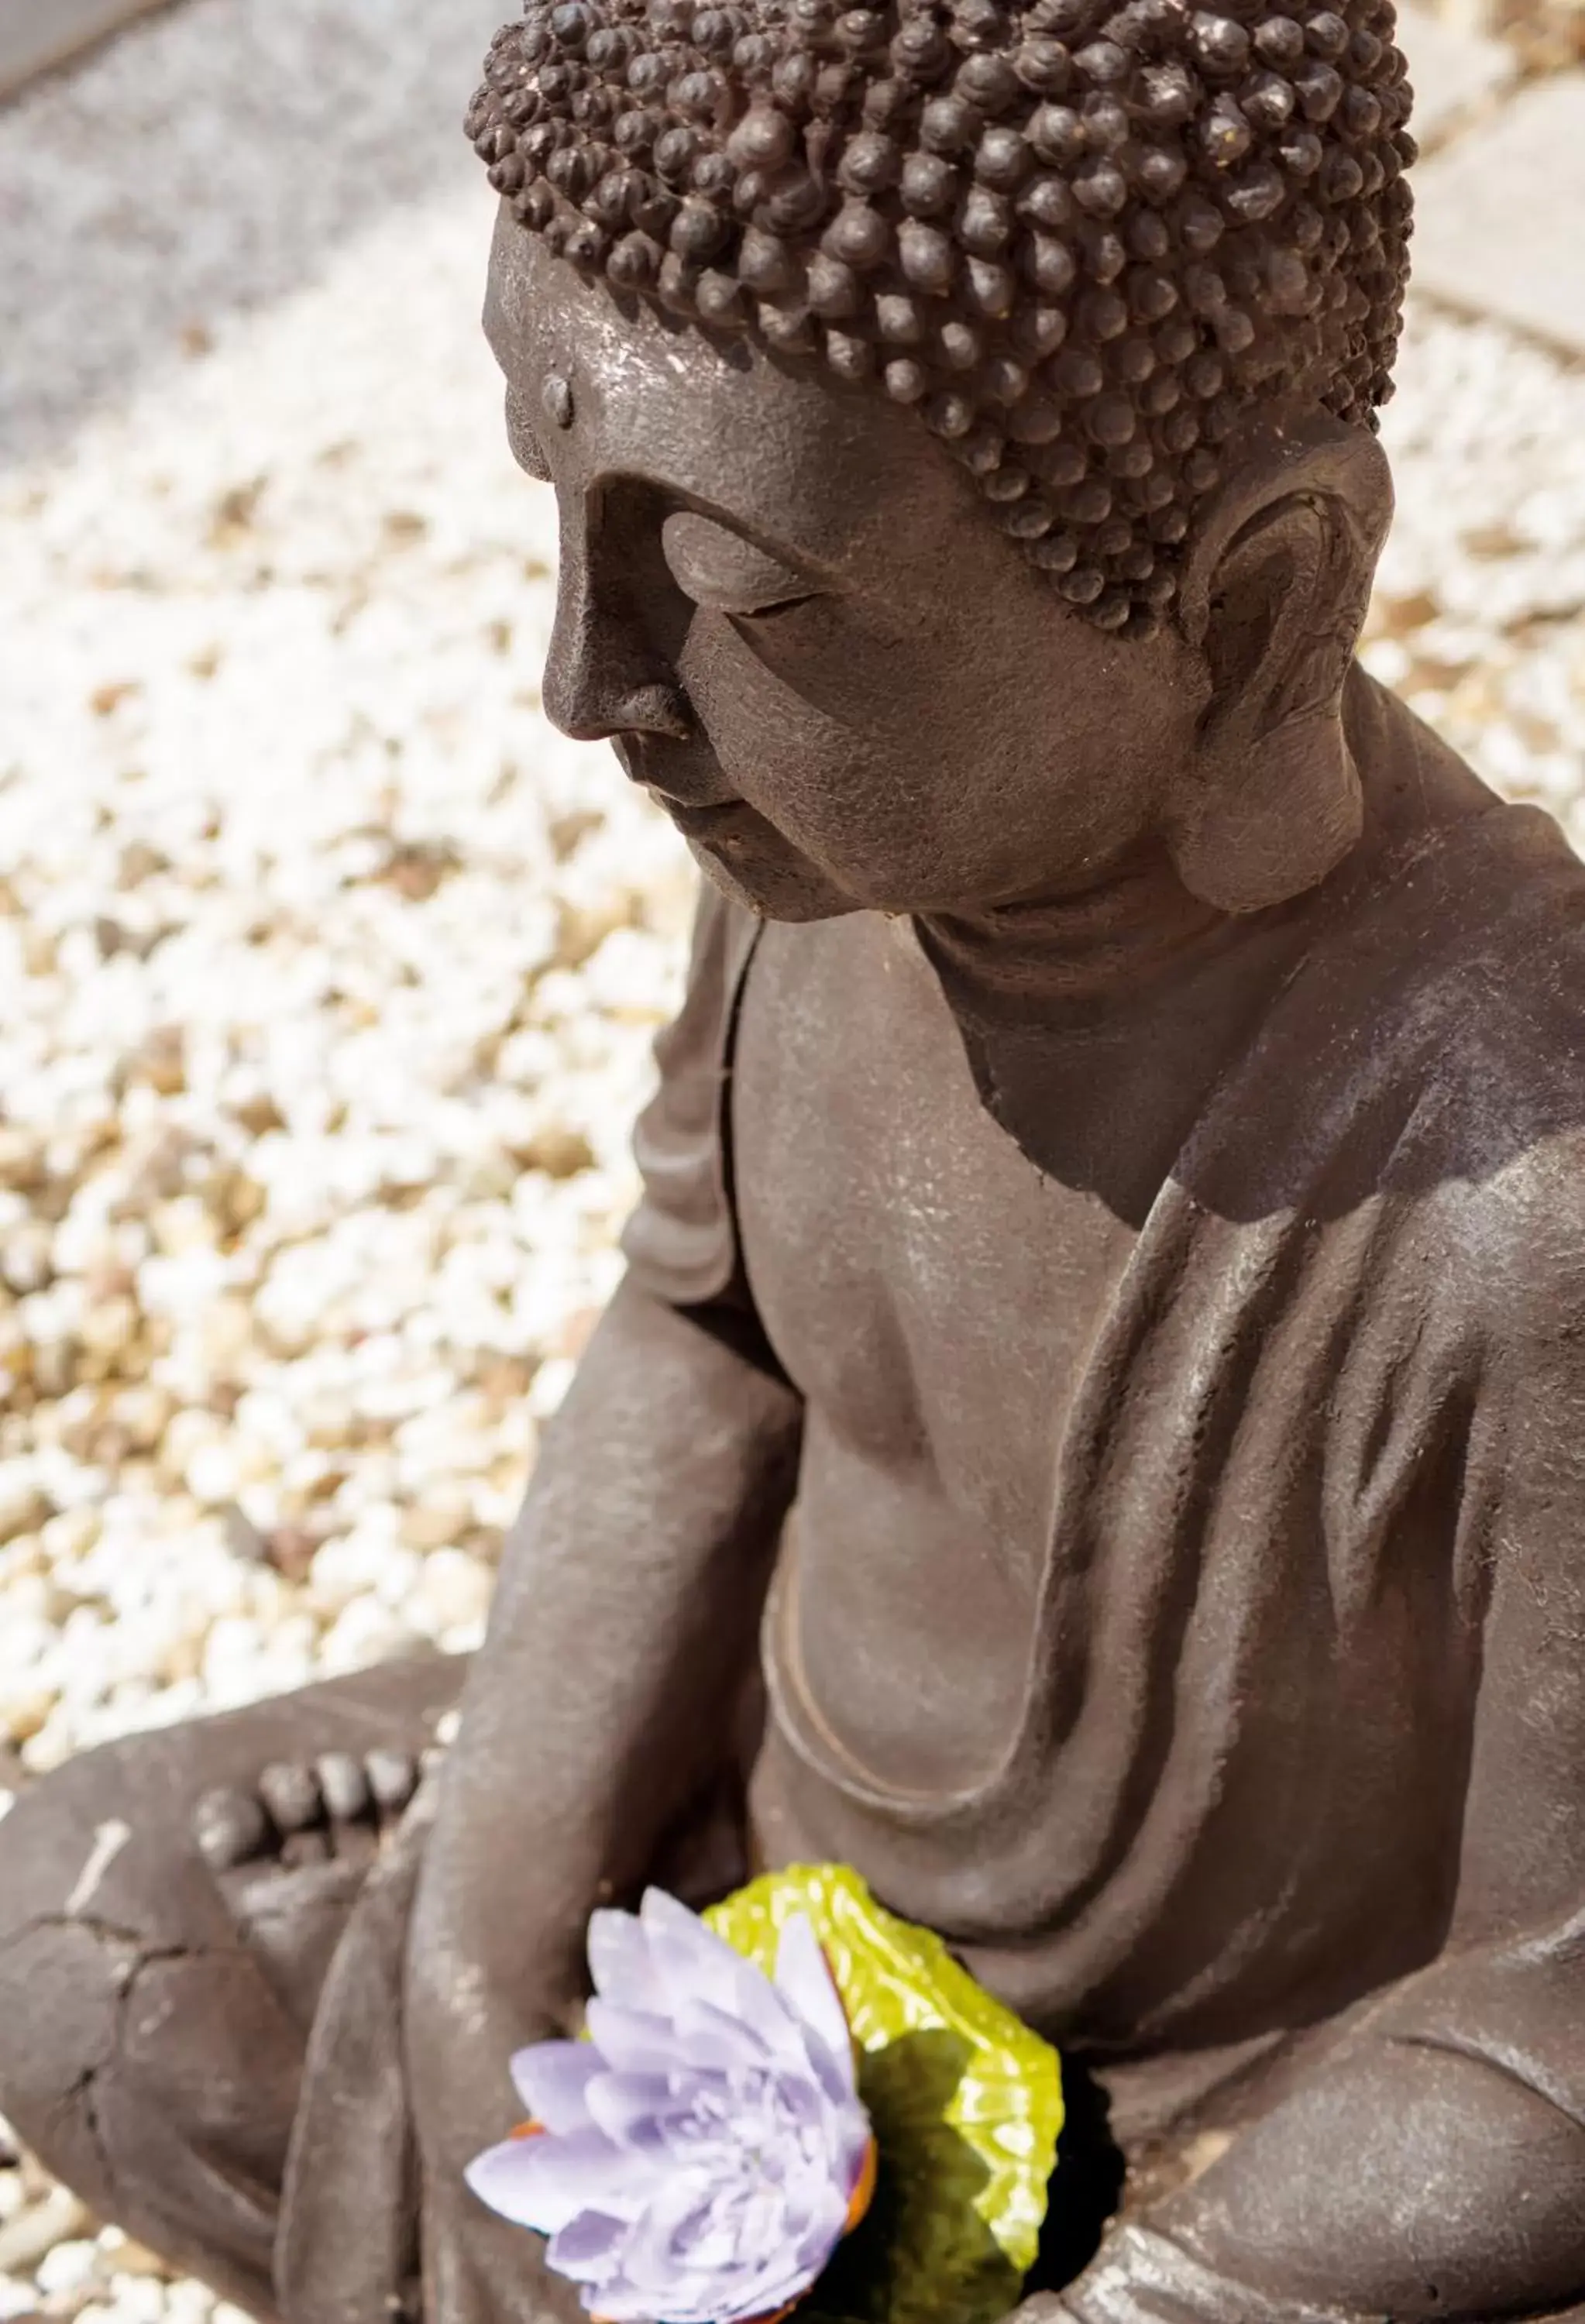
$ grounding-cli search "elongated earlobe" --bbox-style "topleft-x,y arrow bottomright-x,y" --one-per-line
1168,709 -> 1365,916
1165,418 -> 1391,916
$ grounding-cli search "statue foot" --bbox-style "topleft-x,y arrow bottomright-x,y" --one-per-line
193,1739 -> 431,1882
190,1732 -> 451,2035
0,1656 -> 467,2316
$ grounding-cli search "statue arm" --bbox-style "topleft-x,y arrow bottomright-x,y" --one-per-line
403,884 -> 801,2318
405,1271 -> 803,2314
407,1264 -> 801,2094
1040,1910 -> 1585,2323
410,876 -> 787,2041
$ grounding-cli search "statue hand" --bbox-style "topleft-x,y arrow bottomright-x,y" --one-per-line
401,1799 -> 592,2324
418,2150 -> 588,2324
1002,2296 -> 1085,2324
404,1924 -> 584,2324
1001,2231 -> 1373,2324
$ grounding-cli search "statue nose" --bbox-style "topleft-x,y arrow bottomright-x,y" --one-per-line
543,558 -> 692,746
544,656 -> 693,747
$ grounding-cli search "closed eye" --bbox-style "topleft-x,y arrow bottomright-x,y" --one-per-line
662,511 -> 821,618
744,590 -> 820,620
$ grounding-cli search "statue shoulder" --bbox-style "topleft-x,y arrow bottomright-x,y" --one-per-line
1411,803 -> 1585,1152
1405,851 -> 1585,1359
621,880 -> 763,1308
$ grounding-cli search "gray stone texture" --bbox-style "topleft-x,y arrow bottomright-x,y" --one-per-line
0,0 -> 172,98
1409,74 -> 1585,356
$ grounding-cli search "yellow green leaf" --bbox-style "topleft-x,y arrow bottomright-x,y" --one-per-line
705,1865 -> 1064,2324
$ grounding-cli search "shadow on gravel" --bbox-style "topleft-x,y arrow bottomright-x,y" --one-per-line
0,0 -> 507,470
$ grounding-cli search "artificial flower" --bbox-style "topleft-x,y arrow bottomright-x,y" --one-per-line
467,1886 -> 876,2324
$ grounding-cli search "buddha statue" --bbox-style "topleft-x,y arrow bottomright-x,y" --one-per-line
4,1 -> 1585,2319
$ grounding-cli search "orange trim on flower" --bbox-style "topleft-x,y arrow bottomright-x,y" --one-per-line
510,2119 -> 546,2140
845,2135 -> 878,2236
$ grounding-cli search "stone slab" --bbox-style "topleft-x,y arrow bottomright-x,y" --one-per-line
0,0 -> 174,100
1409,73 -> 1585,356
1393,0 -> 1517,146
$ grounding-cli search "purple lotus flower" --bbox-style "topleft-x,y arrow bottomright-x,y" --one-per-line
466,1887 -> 875,2324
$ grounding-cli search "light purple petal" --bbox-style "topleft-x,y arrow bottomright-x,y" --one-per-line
462,2137 -> 595,2233
807,2036 -> 861,2118
641,1891 -> 813,2068
714,2234 -> 841,2324
588,1908 -> 669,2014
670,1993 -> 775,2071
724,2270 -> 827,2324
510,2040 -> 601,2133
720,2262 -> 827,2324
794,2183 -> 852,2267
583,2069 -> 687,2154
464,2140 -> 548,2231
707,1939 -> 810,2064
586,1997 -> 685,2074
835,2113 -> 876,2200
640,1886 -> 754,2016
467,2125 -> 655,2234
666,2205 -> 741,2271
774,1916 -> 854,2094
545,2209 -> 630,2281
614,2174 -> 722,2295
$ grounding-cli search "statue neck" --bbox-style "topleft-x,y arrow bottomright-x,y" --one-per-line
913,845 -> 1243,1030
906,780 -> 1376,1225
907,867 -> 1311,1222
912,667 -> 1415,1032
903,677 -> 1478,1222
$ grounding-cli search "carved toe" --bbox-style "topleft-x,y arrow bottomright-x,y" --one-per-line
315,1750 -> 371,1826
364,1748 -> 418,1817
258,1761 -> 325,1836
193,1786 -> 271,1872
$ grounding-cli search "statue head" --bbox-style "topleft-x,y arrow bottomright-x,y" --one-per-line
469,0 -> 1409,920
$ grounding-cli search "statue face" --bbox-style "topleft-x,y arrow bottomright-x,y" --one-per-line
486,215 -> 1200,922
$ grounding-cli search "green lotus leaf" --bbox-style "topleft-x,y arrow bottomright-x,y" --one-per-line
705,1865 -> 1064,2324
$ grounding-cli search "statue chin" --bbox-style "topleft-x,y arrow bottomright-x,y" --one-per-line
686,829 -> 861,927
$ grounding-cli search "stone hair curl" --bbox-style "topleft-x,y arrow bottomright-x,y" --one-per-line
466,0 -> 1415,636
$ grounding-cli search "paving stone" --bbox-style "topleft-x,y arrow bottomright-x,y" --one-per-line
1394,0 -> 1518,146
1409,73 -> 1585,357
0,0 -> 172,98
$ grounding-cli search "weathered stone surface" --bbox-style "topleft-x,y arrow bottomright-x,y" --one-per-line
0,0 -> 172,100
1410,74 -> 1585,356
1394,0 -> 1517,146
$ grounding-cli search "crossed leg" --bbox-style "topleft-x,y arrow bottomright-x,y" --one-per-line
10,1659 -> 1578,2324
0,1655 -> 467,2319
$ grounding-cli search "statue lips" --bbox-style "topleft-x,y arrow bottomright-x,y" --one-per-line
663,796 -> 755,841
614,734 -> 749,837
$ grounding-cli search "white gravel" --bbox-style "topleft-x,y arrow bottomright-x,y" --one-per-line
0,0 -> 696,1801
1,0 -> 1583,2312
1363,307 -> 1585,837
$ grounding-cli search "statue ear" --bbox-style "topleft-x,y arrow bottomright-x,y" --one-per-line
1165,416 -> 1393,916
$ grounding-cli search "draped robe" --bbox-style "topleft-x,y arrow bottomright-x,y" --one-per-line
624,679 -> 1585,2317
